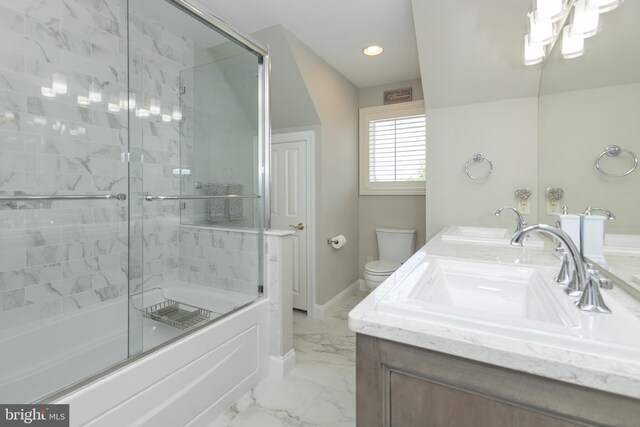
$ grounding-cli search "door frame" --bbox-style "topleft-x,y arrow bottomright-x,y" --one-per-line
272,130 -> 316,317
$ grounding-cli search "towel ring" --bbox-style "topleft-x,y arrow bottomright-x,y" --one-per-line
595,145 -> 638,177
465,153 -> 493,180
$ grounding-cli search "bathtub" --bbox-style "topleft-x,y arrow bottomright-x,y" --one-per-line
0,284 -> 269,426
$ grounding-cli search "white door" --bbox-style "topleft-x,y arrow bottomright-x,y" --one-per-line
271,134 -> 308,310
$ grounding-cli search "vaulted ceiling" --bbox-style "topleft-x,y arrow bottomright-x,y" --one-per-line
199,0 -> 421,88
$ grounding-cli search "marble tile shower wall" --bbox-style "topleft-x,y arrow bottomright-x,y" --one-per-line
178,226 -> 260,296
0,0 -> 193,330
128,4 -> 194,294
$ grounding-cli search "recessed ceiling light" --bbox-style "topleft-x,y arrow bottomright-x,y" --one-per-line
362,45 -> 384,56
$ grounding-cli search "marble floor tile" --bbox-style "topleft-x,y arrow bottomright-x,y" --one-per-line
300,387 -> 356,426
289,361 -> 356,394
250,375 -> 324,416
210,291 -> 367,426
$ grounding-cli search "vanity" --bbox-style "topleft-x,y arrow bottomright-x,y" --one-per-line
349,2 -> 640,425
349,230 -> 640,426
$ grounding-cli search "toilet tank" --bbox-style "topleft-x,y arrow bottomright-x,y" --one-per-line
376,228 -> 416,263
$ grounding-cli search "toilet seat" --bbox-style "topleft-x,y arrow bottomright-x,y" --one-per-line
364,260 -> 401,276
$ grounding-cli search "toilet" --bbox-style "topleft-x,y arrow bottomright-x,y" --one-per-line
363,228 -> 416,291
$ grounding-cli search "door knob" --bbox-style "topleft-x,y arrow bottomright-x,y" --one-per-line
289,223 -> 304,231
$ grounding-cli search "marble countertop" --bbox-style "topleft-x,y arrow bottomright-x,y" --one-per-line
349,228 -> 640,399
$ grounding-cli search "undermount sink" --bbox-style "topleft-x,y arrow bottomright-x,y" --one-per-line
379,257 -> 577,330
441,226 -> 544,249
377,255 -> 640,358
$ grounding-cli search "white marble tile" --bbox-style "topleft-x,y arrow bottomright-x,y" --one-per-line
289,361 -> 356,395
62,15 -> 119,52
250,376 -> 323,416
213,408 -> 308,427
24,18 -> 93,57
0,129 -> 24,151
0,89 -> 27,113
0,288 -> 25,310
0,170 -> 26,191
26,242 -> 90,266
0,262 -> 61,292
300,388 -> 355,427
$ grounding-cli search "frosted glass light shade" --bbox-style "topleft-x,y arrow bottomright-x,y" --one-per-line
572,0 -> 600,38
524,34 -> 545,65
529,12 -> 554,45
587,0 -> 622,13
562,25 -> 585,59
536,0 -> 564,21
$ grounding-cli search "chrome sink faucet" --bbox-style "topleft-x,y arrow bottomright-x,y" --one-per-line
511,224 -> 611,314
495,206 -> 526,235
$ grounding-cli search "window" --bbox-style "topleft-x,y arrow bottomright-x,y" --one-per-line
359,100 -> 426,195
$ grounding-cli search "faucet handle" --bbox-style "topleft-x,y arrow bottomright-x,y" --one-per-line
596,275 -> 614,290
586,267 -> 614,290
554,251 -> 571,287
576,272 -> 612,313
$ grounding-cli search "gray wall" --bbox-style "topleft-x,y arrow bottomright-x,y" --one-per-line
424,97 -> 539,239
253,27 -> 319,131
282,30 -> 360,305
411,0 -> 541,240
539,83 -> 640,233
254,26 -> 359,306
358,79 -> 426,275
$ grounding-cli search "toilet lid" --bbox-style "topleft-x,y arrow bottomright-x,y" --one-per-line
364,260 -> 401,275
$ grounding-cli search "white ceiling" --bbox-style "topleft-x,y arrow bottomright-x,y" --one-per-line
197,0 -> 421,88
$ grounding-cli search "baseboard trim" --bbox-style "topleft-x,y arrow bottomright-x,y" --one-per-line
313,279 -> 360,320
268,349 -> 296,379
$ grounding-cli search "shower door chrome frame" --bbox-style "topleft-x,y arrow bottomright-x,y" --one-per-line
167,0 -> 272,301
39,0 -> 271,404
166,0 -> 271,229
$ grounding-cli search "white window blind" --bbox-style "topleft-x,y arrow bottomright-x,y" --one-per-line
359,100 -> 426,195
368,115 -> 426,183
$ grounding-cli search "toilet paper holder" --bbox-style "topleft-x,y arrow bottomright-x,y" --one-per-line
327,237 -> 339,245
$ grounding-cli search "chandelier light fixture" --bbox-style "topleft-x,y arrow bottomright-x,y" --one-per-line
523,0 -> 622,65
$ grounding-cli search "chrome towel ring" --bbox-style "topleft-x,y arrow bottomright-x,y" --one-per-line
465,153 -> 493,180
595,145 -> 638,177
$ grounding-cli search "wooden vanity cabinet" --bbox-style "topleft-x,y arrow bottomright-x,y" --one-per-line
356,334 -> 640,427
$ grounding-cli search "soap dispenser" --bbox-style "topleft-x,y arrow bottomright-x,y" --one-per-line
580,207 -> 615,264
553,206 -> 581,258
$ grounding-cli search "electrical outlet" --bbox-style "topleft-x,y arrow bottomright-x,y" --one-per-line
366,256 -> 373,262
517,199 -> 530,215
547,198 -> 561,215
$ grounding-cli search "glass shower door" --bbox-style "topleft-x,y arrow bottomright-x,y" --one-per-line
0,0 -> 266,403
130,0 -> 263,352
0,0 -> 134,402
